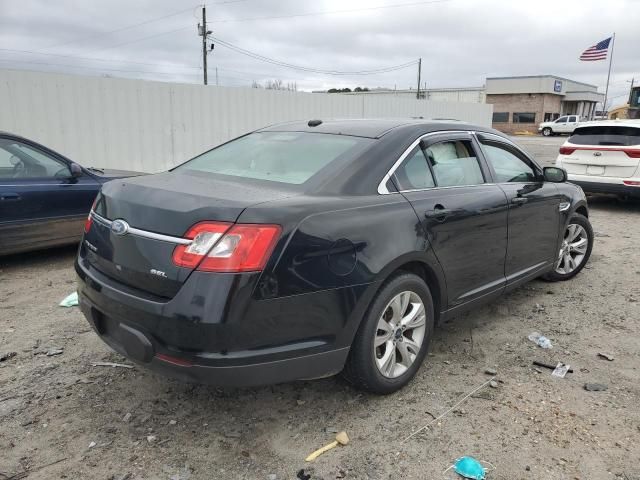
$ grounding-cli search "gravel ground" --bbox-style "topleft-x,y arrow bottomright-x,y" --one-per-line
1,137 -> 639,480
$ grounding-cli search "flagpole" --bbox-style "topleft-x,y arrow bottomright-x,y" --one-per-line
602,33 -> 615,117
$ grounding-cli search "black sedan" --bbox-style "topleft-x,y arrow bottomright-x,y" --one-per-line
76,119 -> 594,394
0,132 -> 140,256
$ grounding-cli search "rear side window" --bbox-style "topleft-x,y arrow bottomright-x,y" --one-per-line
393,147 -> 435,191
424,140 -> 484,187
569,126 -> 640,146
176,132 -> 372,184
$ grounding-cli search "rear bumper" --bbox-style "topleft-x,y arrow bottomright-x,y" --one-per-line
568,177 -> 640,197
75,257 -> 355,386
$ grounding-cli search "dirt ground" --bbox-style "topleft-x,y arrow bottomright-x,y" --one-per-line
1,137 -> 639,480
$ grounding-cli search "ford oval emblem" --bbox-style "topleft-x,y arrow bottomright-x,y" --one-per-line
111,219 -> 129,236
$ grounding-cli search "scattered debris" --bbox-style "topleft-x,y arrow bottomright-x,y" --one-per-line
598,353 -> 615,361
528,332 -> 552,349
267,474 -> 277,480
88,441 -> 97,448
123,412 -> 132,423
169,419 -> 177,425
59,291 -> 78,307
533,303 -> 545,313
404,376 -> 496,441
46,348 -> 64,356
147,435 -> 157,443
484,368 -> 497,376
443,456 -> 487,480
533,361 -> 573,373
297,469 -> 312,480
0,351 -> 17,362
584,383 -> 608,392
305,431 -> 349,461
91,361 -> 134,369
551,363 -> 570,378
324,426 -> 339,434
489,380 -> 499,388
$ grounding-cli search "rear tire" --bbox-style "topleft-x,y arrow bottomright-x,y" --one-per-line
542,127 -> 553,136
543,213 -> 593,281
342,272 -> 434,394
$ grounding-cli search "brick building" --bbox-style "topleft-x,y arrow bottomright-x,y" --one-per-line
485,75 -> 604,134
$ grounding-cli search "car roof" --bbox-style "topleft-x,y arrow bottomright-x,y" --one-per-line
574,120 -> 640,129
260,118 -> 493,139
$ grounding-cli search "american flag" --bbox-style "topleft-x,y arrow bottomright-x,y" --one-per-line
579,37 -> 612,61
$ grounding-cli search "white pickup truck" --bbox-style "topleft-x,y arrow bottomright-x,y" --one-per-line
538,115 -> 581,136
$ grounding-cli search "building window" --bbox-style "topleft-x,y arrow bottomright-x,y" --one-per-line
492,112 -> 509,122
513,112 -> 536,123
544,112 -> 552,122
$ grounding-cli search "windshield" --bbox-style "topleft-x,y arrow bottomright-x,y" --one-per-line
569,126 -> 640,146
175,131 -> 372,184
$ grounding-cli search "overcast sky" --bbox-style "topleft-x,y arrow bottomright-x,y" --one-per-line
0,0 -> 637,105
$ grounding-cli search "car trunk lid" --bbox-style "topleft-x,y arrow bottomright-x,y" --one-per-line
83,171 -> 294,298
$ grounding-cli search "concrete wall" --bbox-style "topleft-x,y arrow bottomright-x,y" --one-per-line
0,69 -> 493,173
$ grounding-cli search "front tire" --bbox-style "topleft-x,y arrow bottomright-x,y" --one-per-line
543,213 -> 593,281
542,127 -> 553,136
343,272 -> 434,394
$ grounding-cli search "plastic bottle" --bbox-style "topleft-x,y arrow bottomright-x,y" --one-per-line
528,332 -> 552,349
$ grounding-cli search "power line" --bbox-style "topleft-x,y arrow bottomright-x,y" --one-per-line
0,47 -> 201,70
209,0 -> 453,23
210,35 -> 418,75
35,5 -> 198,51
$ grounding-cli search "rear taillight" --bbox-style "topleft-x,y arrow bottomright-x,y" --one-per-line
623,180 -> 640,187
84,214 -> 93,233
172,222 -> 281,272
559,146 -> 576,155
624,149 -> 640,158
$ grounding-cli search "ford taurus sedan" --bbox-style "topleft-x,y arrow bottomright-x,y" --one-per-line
0,132 -> 141,256
76,119 -> 593,394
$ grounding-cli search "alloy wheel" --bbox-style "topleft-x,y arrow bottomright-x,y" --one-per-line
555,223 -> 589,275
374,291 -> 426,378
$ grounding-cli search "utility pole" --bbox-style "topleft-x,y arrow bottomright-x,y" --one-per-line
416,58 -> 422,100
197,6 -> 211,85
628,77 -> 635,104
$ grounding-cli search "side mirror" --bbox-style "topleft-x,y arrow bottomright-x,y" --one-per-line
543,166 -> 567,183
69,162 -> 83,178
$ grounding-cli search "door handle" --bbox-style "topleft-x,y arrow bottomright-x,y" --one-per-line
425,204 -> 453,220
511,197 -> 528,205
0,192 -> 21,201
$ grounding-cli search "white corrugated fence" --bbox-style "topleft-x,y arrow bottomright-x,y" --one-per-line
0,69 -> 493,172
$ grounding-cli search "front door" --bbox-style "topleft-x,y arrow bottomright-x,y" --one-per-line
0,137 -> 99,254
391,132 -> 509,307
476,134 -> 562,283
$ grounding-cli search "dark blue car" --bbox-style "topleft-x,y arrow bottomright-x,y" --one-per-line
0,132 -> 141,255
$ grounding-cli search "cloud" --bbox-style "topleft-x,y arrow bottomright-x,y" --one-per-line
0,0 -> 637,101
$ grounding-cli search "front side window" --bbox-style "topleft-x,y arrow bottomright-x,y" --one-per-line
481,141 -> 537,183
0,139 -> 70,179
393,147 -> 435,191
424,140 -> 484,187
513,112 -> 536,124
555,116 -> 568,124
175,131 -> 372,185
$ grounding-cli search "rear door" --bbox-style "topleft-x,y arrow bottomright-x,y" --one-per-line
560,125 -> 640,178
0,137 -> 99,254
567,115 -> 580,133
392,132 -> 509,307
477,133 -> 562,283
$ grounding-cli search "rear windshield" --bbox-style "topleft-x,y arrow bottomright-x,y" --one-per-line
175,132 -> 372,184
569,126 -> 640,146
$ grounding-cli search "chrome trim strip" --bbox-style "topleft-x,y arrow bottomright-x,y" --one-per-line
377,130 -> 472,195
90,211 -> 191,245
